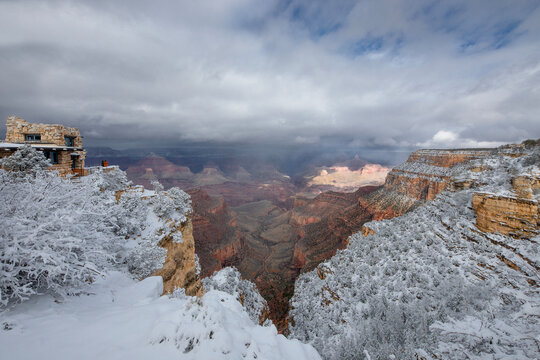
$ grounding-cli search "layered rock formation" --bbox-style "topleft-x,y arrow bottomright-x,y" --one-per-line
289,141 -> 540,359
126,154 -> 194,190
382,149 -> 491,200
153,218 -> 203,296
201,181 -> 297,208
187,188 -> 246,278
222,186 -> 382,329
305,163 -> 390,193
359,149 -> 494,223
290,186 -> 381,273
472,169 -> 540,239
126,154 -> 296,208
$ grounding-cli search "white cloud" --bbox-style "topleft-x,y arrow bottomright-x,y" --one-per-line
417,130 -> 506,148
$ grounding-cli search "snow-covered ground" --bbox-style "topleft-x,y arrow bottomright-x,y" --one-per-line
289,145 -> 540,359
0,272 -> 321,360
0,148 -> 321,360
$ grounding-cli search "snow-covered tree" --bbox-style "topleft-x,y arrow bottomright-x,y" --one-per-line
0,159 -> 192,306
0,145 -> 51,175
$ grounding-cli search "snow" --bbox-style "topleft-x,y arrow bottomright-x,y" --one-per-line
203,267 -> 269,324
289,145 -> 540,359
0,272 -> 321,360
0,142 -> 81,150
0,147 -> 320,360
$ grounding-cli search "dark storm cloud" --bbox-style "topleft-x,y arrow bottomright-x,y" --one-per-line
0,0 -> 539,152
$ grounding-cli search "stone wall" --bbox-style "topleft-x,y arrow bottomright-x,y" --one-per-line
0,149 -> 12,159
2,116 -> 86,176
6,116 -> 83,147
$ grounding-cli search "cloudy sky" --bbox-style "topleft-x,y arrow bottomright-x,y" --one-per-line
0,0 -> 539,152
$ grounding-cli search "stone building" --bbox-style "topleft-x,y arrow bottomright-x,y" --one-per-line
0,116 -> 86,176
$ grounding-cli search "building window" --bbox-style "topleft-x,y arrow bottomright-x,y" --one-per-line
25,134 -> 41,142
43,151 -> 58,164
65,136 -> 75,147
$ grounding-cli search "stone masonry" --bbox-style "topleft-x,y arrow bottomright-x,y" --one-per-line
1,116 -> 86,176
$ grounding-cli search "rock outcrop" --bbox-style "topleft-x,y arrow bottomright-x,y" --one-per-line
114,185 -> 203,297
381,149 -> 492,200
358,149 -> 494,224
153,218 -> 203,296
472,193 -> 539,238
512,174 -> 540,199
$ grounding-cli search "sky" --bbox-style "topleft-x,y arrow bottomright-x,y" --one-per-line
0,0 -> 539,156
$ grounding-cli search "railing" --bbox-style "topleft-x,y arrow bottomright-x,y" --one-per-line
72,168 -> 86,176
84,165 -> 119,175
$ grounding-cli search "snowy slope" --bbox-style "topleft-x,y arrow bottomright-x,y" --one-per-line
0,149 -> 321,360
0,272 -> 321,360
289,145 -> 540,359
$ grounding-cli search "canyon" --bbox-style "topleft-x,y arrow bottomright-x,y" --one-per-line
120,146 -> 510,329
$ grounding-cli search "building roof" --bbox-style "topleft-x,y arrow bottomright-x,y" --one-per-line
0,143 -> 84,151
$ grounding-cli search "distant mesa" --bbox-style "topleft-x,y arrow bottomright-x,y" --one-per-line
306,163 -> 390,192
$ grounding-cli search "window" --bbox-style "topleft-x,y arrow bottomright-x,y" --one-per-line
43,151 -> 58,164
25,134 -> 41,142
65,136 -> 75,147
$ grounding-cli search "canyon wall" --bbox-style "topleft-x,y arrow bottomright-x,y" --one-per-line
382,149 -> 492,201
187,188 -> 246,278
472,171 -> 540,239
149,145 -> 538,331
359,149 -> 493,223
153,218 -> 203,296
472,193 -> 539,238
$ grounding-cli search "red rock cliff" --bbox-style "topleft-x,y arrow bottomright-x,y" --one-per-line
187,188 -> 246,278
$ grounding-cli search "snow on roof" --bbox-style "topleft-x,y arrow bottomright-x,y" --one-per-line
0,142 -> 82,150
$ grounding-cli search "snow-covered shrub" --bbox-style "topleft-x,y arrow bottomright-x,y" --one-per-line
152,185 -> 191,223
91,166 -> 131,192
289,147 -> 540,359
123,240 -> 168,280
0,145 -> 51,174
124,184 -> 191,279
151,179 -> 164,192
0,148 -> 192,306
203,267 -> 268,324
0,169 -> 117,304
